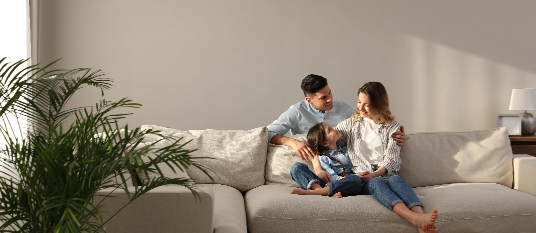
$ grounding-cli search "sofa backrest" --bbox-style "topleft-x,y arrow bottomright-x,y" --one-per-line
399,127 -> 513,188
264,128 -> 514,189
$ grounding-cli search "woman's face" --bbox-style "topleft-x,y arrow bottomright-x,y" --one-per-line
321,123 -> 341,147
357,92 -> 371,118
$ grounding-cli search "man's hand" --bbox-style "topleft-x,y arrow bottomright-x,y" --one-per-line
289,139 -> 316,161
357,171 -> 374,183
392,125 -> 406,146
316,171 -> 331,183
271,135 -> 316,161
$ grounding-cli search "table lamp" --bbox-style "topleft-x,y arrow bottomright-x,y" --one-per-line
509,88 -> 536,135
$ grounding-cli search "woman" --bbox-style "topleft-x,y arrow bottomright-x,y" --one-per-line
336,82 -> 438,233
289,122 -> 363,198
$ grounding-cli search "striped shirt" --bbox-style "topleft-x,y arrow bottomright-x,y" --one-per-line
335,117 -> 401,179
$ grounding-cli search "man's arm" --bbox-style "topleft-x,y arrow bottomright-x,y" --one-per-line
268,104 -> 317,161
271,134 -> 331,182
270,135 -> 315,161
392,125 -> 406,146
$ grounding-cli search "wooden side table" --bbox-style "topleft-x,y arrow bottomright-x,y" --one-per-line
509,135 -> 536,157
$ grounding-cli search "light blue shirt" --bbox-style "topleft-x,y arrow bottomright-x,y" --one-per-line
267,99 -> 356,143
319,146 -> 354,184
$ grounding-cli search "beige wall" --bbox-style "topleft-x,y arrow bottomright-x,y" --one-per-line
38,0 -> 536,133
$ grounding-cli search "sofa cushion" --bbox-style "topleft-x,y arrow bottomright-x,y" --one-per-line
96,185 -> 214,233
245,185 -> 409,233
413,183 -> 536,232
197,184 -> 247,233
398,127 -> 513,188
141,125 -> 268,192
265,134 -> 309,187
244,183 -> 536,233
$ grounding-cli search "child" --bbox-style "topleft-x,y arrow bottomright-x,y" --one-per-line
289,122 -> 363,198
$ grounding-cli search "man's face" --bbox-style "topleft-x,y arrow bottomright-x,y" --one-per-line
306,85 -> 333,112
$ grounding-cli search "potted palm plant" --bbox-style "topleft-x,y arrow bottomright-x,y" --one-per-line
0,58 -> 212,232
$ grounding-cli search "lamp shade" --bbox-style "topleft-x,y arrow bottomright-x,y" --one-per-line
509,88 -> 536,110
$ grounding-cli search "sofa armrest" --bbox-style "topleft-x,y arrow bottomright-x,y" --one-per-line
513,154 -> 536,197
95,185 -> 214,233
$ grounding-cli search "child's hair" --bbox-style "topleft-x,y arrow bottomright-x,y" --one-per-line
307,123 -> 327,156
307,123 -> 346,177
351,81 -> 395,124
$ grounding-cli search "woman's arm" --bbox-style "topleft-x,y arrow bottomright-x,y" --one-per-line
378,122 -> 402,176
335,118 -> 353,147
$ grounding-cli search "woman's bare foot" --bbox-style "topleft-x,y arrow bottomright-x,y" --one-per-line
331,192 -> 342,198
414,210 -> 438,233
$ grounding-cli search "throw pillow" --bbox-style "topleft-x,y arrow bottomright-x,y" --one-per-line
141,125 -> 268,192
135,139 -> 190,185
398,127 -> 513,188
265,134 -> 312,187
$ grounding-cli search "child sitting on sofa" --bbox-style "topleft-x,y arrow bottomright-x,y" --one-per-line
289,122 -> 364,198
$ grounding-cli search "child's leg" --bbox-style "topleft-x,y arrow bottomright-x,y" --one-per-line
290,183 -> 342,198
289,163 -> 342,197
289,162 -> 325,190
329,174 -> 363,197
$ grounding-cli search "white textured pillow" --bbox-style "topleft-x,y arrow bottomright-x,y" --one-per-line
398,127 -> 513,188
135,140 -> 190,184
265,134 -> 312,187
141,125 -> 268,192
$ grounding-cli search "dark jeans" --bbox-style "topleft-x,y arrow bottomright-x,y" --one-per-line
289,162 -> 363,197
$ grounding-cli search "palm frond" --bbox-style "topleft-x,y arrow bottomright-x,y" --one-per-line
0,57 -> 214,232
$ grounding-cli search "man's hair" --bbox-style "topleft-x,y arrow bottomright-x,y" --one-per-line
301,74 -> 328,97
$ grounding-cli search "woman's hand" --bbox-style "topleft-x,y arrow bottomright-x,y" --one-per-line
358,167 -> 387,182
357,171 -> 375,182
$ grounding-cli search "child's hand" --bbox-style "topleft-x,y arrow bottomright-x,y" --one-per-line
316,171 -> 331,183
337,176 -> 345,181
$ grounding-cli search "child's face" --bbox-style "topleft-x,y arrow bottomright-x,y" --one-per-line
322,123 -> 341,147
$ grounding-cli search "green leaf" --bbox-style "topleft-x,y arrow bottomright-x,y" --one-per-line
0,57 -> 215,231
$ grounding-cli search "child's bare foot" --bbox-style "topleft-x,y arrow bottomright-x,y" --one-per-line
291,188 -> 308,195
414,210 -> 438,233
291,186 -> 331,196
331,192 -> 342,198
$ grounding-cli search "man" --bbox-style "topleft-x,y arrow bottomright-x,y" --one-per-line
268,74 -> 406,182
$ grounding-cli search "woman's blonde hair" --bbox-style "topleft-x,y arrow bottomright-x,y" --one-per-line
352,82 -> 395,124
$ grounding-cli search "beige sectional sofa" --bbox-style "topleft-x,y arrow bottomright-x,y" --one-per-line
98,126 -> 536,233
